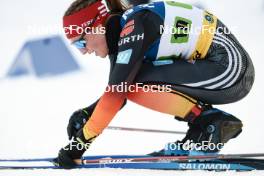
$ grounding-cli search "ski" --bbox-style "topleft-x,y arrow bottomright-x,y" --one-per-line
81,153 -> 264,164
1,153 -> 264,171
0,155 -> 147,162
1,153 -> 263,162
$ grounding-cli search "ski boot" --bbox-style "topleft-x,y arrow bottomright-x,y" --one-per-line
150,108 -> 243,156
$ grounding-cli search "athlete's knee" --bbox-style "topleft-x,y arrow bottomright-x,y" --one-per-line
228,56 -> 254,102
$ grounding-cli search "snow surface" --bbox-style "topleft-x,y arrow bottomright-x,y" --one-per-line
1,0 -> 264,175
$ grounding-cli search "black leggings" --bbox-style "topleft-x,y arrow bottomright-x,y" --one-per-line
134,20 -> 255,104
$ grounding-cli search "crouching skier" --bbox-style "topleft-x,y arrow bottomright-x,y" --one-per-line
54,0 -> 255,168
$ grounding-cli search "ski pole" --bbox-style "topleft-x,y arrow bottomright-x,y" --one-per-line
107,126 -> 186,134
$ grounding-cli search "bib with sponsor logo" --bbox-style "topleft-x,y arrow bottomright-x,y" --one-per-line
121,1 -> 217,64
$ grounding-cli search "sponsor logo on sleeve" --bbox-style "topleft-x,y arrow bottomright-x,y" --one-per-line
120,20 -> 135,37
118,33 -> 144,46
122,3 -> 154,21
116,49 -> 133,64
122,9 -> 134,21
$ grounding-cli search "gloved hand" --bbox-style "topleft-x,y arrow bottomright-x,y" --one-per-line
54,129 -> 96,169
53,143 -> 82,169
67,100 -> 126,139
67,109 -> 90,140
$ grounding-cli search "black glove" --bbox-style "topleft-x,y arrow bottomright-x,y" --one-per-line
54,129 -> 96,169
67,109 -> 90,140
67,99 -> 126,140
53,144 -> 82,169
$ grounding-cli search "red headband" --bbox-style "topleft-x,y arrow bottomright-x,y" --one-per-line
63,1 -> 110,39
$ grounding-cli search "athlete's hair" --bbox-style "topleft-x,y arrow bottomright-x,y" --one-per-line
64,0 -> 128,16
